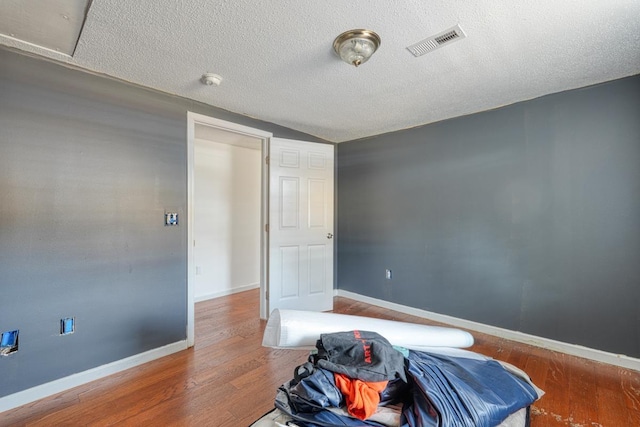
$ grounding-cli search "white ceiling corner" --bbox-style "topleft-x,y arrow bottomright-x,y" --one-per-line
0,0 -> 90,56
1,0 -> 639,143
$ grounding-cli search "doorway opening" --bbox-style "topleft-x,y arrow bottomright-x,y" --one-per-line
187,112 -> 272,347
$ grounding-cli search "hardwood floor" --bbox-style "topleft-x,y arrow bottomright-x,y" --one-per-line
3,289 -> 639,426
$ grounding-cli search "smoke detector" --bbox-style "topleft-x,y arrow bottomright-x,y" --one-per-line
407,24 -> 466,57
201,73 -> 222,86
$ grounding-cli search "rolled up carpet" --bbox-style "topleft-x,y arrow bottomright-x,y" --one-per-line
262,309 -> 474,350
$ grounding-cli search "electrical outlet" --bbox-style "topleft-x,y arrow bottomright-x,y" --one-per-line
60,317 -> 75,335
1,330 -> 19,356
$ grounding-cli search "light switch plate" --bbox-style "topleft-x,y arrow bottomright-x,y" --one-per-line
165,212 -> 178,226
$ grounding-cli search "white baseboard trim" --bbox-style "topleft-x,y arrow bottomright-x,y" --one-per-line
336,290 -> 640,372
195,283 -> 259,303
0,340 -> 188,413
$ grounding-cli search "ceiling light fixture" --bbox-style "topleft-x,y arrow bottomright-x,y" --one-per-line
333,29 -> 381,67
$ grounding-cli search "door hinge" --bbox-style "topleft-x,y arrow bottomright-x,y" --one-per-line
265,224 -> 269,233
265,289 -> 269,300
265,156 -> 270,165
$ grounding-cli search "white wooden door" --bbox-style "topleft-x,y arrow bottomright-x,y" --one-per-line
268,138 -> 334,313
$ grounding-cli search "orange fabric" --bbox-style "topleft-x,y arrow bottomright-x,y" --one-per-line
334,373 -> 388,420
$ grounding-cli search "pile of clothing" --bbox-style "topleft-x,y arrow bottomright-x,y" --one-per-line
253,330 -> 542,427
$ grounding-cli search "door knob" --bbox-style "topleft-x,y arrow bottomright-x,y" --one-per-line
327,233 -> 333,239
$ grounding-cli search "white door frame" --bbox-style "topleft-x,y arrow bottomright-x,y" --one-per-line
187,112 -> 272,347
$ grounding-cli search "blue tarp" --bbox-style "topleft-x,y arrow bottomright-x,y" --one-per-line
402,351 -> 538,426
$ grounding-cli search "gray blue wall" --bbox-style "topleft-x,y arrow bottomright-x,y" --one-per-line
2,43 -> 638,401
338,75 -> 640,358
0,47 -> 322,398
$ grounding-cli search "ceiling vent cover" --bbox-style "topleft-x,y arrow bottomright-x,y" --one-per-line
407,24 -> 466,57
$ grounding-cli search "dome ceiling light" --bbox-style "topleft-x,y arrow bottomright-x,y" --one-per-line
333,29 -> 381,67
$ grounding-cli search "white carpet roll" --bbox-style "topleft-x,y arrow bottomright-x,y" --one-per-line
262,309 -> 474,350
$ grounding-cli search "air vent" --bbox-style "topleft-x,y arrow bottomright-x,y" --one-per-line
407,24 -> 466,57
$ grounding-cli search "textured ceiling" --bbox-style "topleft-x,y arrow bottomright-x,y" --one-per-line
1,0 -> 639,142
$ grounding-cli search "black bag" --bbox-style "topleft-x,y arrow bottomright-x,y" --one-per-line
313,330 -> 407,382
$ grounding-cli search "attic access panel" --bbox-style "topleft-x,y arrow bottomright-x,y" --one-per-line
0,0 -> 92,56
